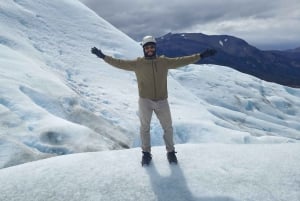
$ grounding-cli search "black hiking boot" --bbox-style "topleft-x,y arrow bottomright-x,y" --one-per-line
167,151 -> 178,164
141,151 -> 152,166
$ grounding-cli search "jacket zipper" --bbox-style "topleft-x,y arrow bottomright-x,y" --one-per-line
152,60 -> 157,99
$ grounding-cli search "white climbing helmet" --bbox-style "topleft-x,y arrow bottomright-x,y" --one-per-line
141,35 -> 156,47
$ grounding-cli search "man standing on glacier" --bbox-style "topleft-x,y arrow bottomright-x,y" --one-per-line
91,36 -> 216,166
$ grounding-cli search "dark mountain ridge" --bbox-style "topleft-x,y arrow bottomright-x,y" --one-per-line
156,33 -> 300,87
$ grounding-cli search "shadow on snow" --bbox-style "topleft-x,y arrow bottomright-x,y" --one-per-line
145,163 -> 235,201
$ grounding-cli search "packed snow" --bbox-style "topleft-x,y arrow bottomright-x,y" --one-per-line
1,144 -> 300,201
0,0 -> 300,200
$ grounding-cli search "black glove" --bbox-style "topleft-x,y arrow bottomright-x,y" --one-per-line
91,47 -> 105,59
200,48 -> 217,59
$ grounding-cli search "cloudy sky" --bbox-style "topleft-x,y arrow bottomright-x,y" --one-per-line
79,0 -> 300,50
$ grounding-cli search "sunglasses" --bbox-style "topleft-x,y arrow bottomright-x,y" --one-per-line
144,45 -> 156,50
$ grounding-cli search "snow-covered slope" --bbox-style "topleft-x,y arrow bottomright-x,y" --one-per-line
0,0 -> 300,170
0,144 -> 299,201
0,0 -> 140,168
169,65 -> 300,143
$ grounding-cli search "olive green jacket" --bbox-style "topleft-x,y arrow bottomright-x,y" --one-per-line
104,54 -> 201,100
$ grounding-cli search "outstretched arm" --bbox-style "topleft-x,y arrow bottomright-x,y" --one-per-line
164,54 -> 201,69
165,48 -> 217,69
91,47 -> 137,71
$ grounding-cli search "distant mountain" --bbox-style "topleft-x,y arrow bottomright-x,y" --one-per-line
286,47 -> 300,53
156,33 -> 300,87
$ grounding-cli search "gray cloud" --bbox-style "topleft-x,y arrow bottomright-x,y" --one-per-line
80,0 -> 300,50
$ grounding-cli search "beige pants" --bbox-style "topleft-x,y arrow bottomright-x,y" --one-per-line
138,98 -> 175,152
